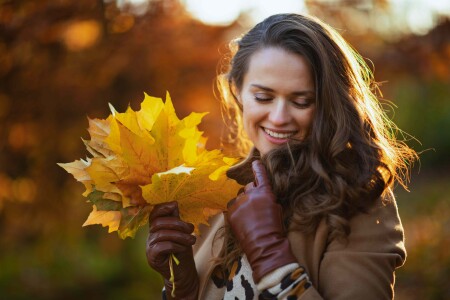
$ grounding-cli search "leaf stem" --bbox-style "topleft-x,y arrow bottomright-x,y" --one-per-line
169,253 -> 180,297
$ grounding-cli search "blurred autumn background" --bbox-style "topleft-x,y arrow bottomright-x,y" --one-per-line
0,0 -> 449,299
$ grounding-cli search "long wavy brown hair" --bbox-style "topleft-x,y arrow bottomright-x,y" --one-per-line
215,13 -> 417,273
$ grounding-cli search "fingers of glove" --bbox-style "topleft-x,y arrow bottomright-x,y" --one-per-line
227,187 -> 280,224
148,229 -> 196,247
149,201 -> 179,222
226,192 -> 248,218
226,197 -> 236,209
244,181 -> 256,193
252,160 -> 270,187
227,184 -> 249,210
147,241 -> 192,268
238,186 -> 245,195
150,216 -> 194,234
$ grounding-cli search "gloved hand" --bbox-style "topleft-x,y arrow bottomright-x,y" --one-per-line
226,160 -> 297,283
146,201 -> 199,299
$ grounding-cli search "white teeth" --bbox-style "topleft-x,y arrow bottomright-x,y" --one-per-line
263,128 -> 296,139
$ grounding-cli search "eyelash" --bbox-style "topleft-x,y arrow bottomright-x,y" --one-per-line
293,101 -> 313,109
254,95 -> 272,102
254,95 -> 313,108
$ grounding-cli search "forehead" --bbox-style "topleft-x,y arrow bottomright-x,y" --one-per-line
243,47 -> 314,90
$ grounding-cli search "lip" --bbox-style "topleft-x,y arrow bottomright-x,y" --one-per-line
261,127 -> 297,144
262,127 -> 297,134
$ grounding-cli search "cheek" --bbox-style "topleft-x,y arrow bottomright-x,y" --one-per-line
242,106 -> 252,133
241,96 -> 253,124
301,109 -> 315,133
306,110 -> 315,126
293,108 -> 315,134
242,100 -> 261,128
241,108 -> 262,142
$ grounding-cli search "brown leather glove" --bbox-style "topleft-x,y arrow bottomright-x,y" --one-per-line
226,160 -> 297,283
146,201 -> 199,299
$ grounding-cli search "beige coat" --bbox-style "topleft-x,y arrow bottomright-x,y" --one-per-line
193,190 -> 406,299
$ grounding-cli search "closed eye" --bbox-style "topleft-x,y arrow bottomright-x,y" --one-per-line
254,93 -> 273,102
292,99 -> 314,109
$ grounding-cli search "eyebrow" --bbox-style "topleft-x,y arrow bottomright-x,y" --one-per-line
250,84 -> 315,96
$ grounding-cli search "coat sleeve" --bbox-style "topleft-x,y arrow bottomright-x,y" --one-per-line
298,193 -> 406,300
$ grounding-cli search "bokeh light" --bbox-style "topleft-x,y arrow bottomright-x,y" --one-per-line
62,20 -> 101,51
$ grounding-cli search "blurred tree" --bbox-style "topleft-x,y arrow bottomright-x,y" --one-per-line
0,0 -> 448,298
0,0 -> 239,298
370,19 -> 450,167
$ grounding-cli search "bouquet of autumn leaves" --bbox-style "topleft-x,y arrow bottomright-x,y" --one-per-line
59,92 -> 242,239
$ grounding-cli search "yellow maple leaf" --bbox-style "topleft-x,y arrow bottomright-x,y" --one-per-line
57,158 -> 93,196
83,205 -> 121,233
85,156 -> 128,196
59,92 -> 243,238
83,189 -> 151,239
141,155 -> 241,234
147,93 -> 208,169
110,93 -> 164,134
83,117 -> 114,158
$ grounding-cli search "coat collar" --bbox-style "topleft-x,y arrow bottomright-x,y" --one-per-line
193,213 -> 225,299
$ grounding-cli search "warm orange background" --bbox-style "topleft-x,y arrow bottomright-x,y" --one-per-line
0,1 -> 449,299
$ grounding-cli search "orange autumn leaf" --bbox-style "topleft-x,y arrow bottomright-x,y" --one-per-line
59,92 -> 242,238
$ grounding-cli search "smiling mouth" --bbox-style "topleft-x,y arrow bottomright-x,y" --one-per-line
263,127 -> 297,139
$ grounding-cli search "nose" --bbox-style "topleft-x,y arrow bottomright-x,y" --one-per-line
268,99 -> 291,125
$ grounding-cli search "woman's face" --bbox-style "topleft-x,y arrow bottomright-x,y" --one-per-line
238,47 -> 316,155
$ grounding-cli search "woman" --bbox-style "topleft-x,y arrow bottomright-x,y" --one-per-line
146,13 -> 417,299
